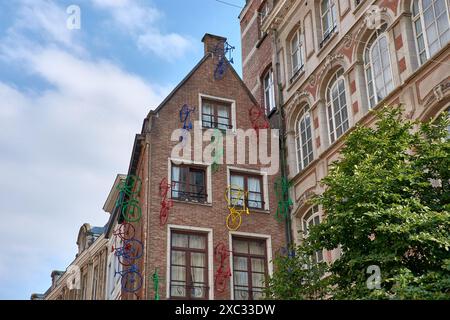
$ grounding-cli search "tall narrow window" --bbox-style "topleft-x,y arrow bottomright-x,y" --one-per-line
170,231 -> 208,300
290,30 -> 304,79
326,69 -> 349,143
258,1 -> 270,37
412,0 -> 450,65
202,100 -> 232,130
232,237 -> 267,300
92,266 -> 99,300
364,24 -> 394,108
295,106 -> 314,172
320,0 -> 337,47
171,165 -> 207,203
230,173 -> 264,210
301,206 -> 323,263
263,69 -> 276,113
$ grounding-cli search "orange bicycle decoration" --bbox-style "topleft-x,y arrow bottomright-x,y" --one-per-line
224,185 -> 250,231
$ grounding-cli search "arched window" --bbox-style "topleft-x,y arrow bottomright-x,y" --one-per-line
364,24 -> 394,108
301,205 -> 323,263
326,69 -> 349,143
295,106 -> 314,172
412,0 -> 450,65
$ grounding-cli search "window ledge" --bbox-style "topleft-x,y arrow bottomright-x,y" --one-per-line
352,1 -> 366,15
249,208 -> 270,214
318,31 -> 338,56
256,32 -> 268,49
172,199 -> 212,207
287,67 -> 305,92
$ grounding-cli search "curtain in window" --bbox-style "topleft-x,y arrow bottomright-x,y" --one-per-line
230,175 -> 245,206
233,256 -> 249,300
247,177 -> 262,209
217,105 -> 229,130
171,166 -> 180,198
202,103 -> 213,128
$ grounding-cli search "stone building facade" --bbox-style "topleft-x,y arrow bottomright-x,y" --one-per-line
240,0 -> 450,260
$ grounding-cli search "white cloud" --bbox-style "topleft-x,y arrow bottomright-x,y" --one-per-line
0,48 -> 168,298
91,0 -> 193,60
0,0 -> 172,298
11,0 -> 83,53
138,31 -> 193,61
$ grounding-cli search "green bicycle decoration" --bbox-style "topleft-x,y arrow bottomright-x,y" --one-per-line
152,269 -> 160,300
115,175 -> 143,222
274,177 -> 292,222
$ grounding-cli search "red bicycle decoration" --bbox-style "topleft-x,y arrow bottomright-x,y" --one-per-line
249,105 -> 270,138
159,178 -> 174,226
214,242 -> 232,293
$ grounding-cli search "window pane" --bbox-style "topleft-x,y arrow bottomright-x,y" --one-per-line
202,103 -> 213,128
190,266 -> 205,283
171,266 -> 186,281
172,233 -> 189,248
230,175 -> 245,206
249,241 -> 265,255
252,273 -> 266,288
233,239 -> 248,254
171,282 -> 186,297
189,234 -> 205,249
191,252 -> 206,267
248,177 -> 262,208
217,106 -> 229,130
172,250 -> 186,265
234,271 -> 249,286
234,256 -> 248,271
235,288 -> 249,300
251,258 -> 265,273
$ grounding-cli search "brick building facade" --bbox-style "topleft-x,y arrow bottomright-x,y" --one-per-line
109,34 -> 285,300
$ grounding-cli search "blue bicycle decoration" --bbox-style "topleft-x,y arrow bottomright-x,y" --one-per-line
116,264 -> 143,293
179,104 -> 195,144
213,42 -> 235,80
114,238 -> 144,266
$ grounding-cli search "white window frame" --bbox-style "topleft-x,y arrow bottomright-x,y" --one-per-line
263,68 -> 276,113
301,205 -> 324,263
294,106 -> 314,173
199,93 -> 237,133
326,70 -> 350,144
320,0 -> 337,42
228,231 -> 273,300
226,166 -> 269,211
168,157 -> 212,204
411,0 -> 450,65
290,30 -> 305,77
363,25 -> 394,108
166,225 -> 214,300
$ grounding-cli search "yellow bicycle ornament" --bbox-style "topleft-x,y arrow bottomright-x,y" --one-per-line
224,185 -> 250,231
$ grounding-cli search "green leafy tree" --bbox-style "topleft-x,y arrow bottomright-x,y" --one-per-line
267,106 -> 450,299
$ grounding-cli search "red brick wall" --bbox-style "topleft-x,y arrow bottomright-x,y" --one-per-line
240,0 -> 274,109
131,51 -> 285,300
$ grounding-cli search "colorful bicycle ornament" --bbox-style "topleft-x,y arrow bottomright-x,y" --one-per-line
224,185 -> 250,231
214,242 -> 232,293
213,42 -> 235,80
179,104 -> 195,145
115,264 -> 143,293
159,178 -> 175,226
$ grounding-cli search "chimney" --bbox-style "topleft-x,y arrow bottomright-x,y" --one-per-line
202,33 -> 227,56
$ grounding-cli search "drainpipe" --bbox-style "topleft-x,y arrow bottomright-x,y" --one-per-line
272,29 -> 293,248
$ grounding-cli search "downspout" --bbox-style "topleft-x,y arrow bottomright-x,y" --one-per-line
272,28 -> 293,247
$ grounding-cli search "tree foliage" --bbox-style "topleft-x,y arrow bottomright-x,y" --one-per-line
267,106 -> 450,299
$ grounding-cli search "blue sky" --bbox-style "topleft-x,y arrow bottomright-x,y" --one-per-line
0,0 -> 245,300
